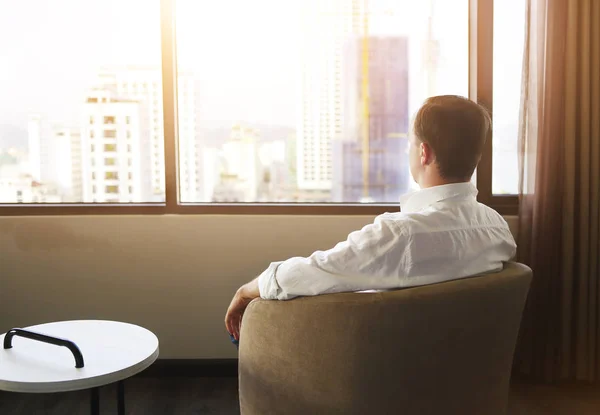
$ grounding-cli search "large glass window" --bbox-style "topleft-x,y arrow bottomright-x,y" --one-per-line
175,0 -> 468,203
492,0 -> 526,195
0,0 -> 164,203
0,0 -> 523,212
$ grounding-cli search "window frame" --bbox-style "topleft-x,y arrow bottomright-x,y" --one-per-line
470,0 -> 519,215
0,0 -> 517,216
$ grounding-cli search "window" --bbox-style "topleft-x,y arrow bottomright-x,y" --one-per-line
0,0 -> 519,213
105,185 -> 119,194
176,0 -> 468,203
0,0 -> 163,205
105,171 -> 119,180
492,0 -> 526,195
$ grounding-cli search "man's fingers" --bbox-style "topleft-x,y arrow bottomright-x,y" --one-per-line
231,322 -> 238,340
225,311 -> 240,340
225,310 -> 235,336
225,318 -> 231,336
233,315 -> 241,340
225,309 -> 232,333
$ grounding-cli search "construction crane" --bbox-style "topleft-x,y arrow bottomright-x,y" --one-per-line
359,0 -> 437,200
360,0 -> 370,200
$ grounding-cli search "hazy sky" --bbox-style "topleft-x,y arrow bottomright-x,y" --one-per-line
177,0 -> 468,127
0,0 -> 523,145
0,0 -> 160,131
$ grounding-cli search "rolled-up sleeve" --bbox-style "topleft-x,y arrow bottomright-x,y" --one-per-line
257,261 -> 284,300
257,215 -> 406,301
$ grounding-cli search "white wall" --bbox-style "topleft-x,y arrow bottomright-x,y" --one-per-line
0,215 -> 518,359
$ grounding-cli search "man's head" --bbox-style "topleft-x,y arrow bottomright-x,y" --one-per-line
408,95 -> 491,188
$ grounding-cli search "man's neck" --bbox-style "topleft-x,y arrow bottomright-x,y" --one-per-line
419,177 -> 469,189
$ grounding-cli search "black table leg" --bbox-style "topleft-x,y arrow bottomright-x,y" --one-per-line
89,381 -> 125,415
117,380 -> 125,415
90,387 -> 100,415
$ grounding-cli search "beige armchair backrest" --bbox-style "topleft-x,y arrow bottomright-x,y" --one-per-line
239,262 -> 532,415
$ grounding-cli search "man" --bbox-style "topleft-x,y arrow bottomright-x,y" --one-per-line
225,95 -> 517,342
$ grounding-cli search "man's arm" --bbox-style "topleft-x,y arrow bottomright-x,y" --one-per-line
258,215 -> 405,300
225,214 -> 405,340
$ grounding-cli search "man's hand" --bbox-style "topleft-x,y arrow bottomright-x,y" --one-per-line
225,278 -> 260,341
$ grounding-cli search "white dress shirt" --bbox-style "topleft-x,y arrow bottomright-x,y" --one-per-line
258,182 -> 517,300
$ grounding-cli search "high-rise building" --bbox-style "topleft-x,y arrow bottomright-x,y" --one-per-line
257,140 -> 288,201
27,115 -> 43,182
51,126 -> 82,202
27,116 -> 76,200
69,129 -> 84,203
176,73 -> 200,203
333,36 -> 410,203
96,66 -> 200,202
81,89 -> 143,203
27,115 -> 56,184
202,147 -> 221,203
215,124 -> 260,202
296,0 -> 365,193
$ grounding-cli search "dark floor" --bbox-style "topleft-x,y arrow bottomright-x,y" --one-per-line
0,377 -> 239,415
2,377 -> 600,414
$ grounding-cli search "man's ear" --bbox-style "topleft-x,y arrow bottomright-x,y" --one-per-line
420,142 -> 434,166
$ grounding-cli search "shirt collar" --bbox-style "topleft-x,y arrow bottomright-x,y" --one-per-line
399,182 -> 478,213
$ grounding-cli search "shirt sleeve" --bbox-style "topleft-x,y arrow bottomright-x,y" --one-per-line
257,215 -> 406,300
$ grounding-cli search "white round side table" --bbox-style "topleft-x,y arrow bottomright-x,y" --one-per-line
0,320 -> 159,415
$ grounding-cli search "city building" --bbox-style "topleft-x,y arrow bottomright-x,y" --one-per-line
27,115 -> 56,184
210,125 -> 261,202
81,89 -> 143,203
27,115 -> 43,182
257,140 -> 289,201
26,117 -> 83,202
296,0 -> 365,194
202,147 -> 221,203
333,36 -> 410,203
0,164 -> 60,203
51,126 -> 82,202
68,129 -> 84,203
96,66 -> 200,202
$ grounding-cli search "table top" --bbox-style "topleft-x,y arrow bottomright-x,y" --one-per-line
0,320 -> 159,393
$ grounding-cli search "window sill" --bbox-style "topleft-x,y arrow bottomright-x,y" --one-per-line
0,202 -> 516,216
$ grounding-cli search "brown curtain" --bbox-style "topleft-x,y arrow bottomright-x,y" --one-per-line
515,0 -> 600,382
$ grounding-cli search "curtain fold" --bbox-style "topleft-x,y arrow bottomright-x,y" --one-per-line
515,0 -> 600,382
